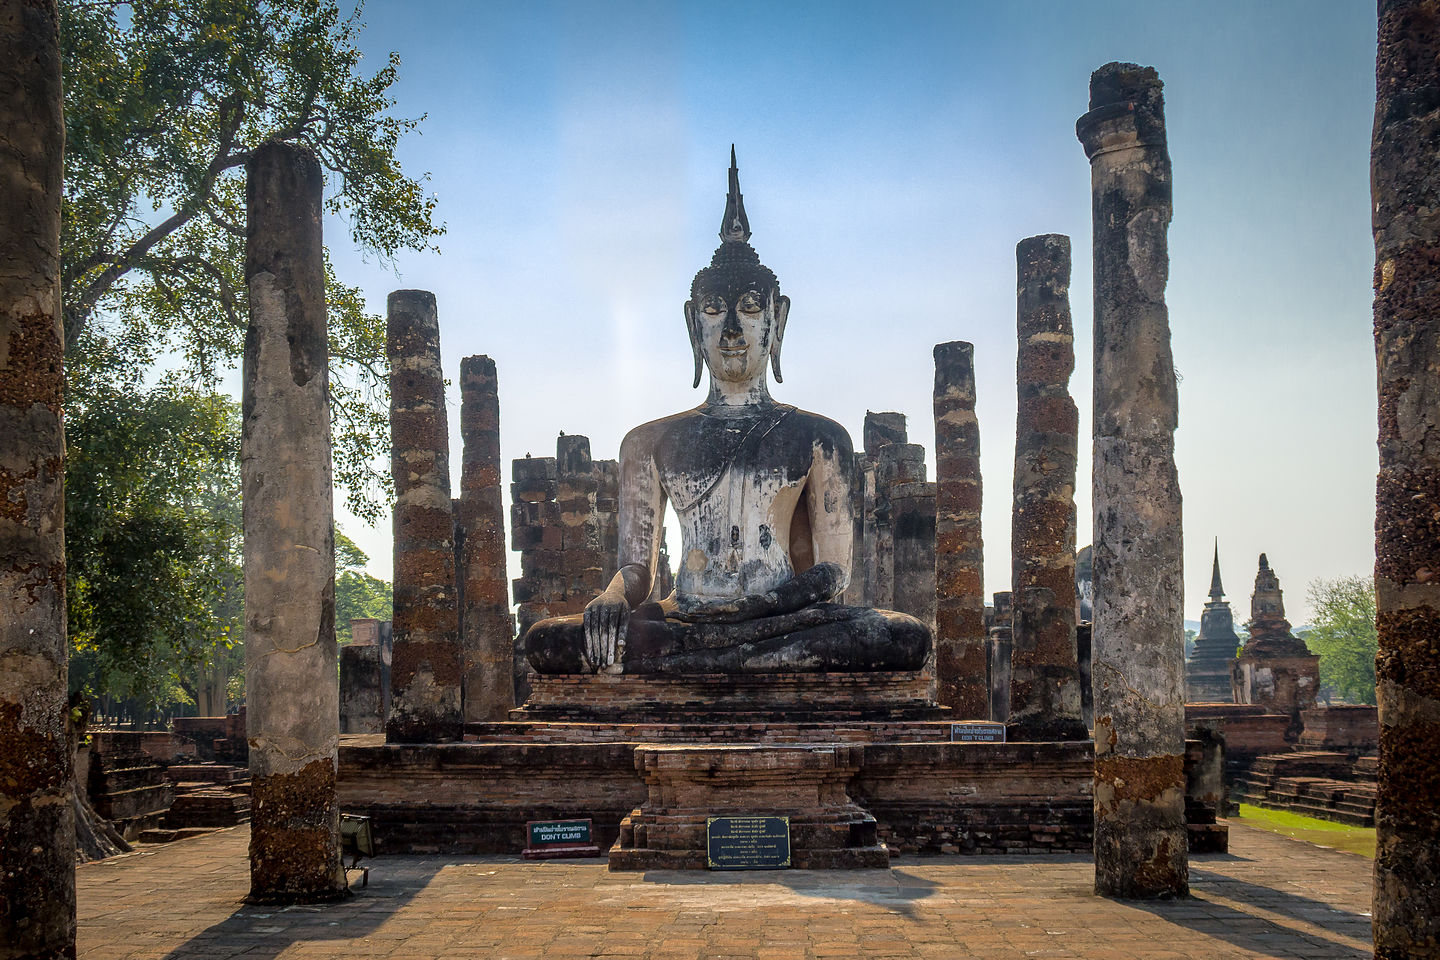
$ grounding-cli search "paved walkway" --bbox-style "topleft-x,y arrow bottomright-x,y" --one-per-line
77,824 -> 1373,959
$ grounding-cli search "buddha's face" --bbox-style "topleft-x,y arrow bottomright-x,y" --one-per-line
695,286 -> 771,383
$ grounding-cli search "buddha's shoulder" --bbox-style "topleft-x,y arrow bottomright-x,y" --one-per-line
618,408 -> 706,458
777,407 -> 855,457
618,405 -> 854,459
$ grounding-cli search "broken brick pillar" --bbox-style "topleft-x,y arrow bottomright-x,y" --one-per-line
847,412 -> 907,607
0,0 -> 76,951
933,341 -> 987,717
1372,2 -> 1440,954
386,290 -> 462,743
458,355 -> 514,720
1078,62 -> 1188,898
890,478 -> 937,633
876,442 -> 930,625
873,441 -> 924,610
241,141 -> 345,902
988,591 -> 1013,724
511,454 -> 560,701
556,435 -> 609,609
1009,234 -> 1086,742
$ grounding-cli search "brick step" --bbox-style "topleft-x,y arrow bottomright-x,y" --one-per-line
92,783 -> 175,822
1254,798 -> 1374,827
165,764 -> 244,784
91,764 -> 167,792
161,790 -> 250,829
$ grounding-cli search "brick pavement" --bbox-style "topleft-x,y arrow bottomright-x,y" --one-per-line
76,823 -> 1373,959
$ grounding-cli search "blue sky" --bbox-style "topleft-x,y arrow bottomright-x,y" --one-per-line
325,0 -> 1377,624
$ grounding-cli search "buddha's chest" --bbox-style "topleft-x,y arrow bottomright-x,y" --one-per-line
655,418 -> 812,592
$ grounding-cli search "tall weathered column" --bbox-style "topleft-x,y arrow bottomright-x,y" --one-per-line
933,341 -> 987,716
242,141 -> 345,902
988,591 -> 1013,723
1372,3 -> 1440,953
891,479 -> 937,632
1078,62 -> 1188,898
0,1 -> 76,952
387,291 -> 462,743
458,355 -> 514,720
873,441 -> 924,610
1009,235 -> 1086,742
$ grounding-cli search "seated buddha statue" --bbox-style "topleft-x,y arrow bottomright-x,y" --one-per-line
525,150 -> 931,676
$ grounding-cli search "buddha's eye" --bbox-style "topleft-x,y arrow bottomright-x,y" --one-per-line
738,293 -> 763,314
702,297 -> 725,316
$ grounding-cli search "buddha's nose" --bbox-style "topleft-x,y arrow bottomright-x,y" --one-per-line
721,310 -> 743,340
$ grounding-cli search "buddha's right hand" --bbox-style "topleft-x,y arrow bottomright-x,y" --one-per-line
583,588 -> 629,674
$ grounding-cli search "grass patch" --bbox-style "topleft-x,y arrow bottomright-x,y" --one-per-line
1235,803 -> 1376,858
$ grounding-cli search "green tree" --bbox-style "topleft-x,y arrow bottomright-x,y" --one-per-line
65,336 -> 244,714
335,529 -> 392,644
1305,575 -> 1378,705
59,0 -> 443,520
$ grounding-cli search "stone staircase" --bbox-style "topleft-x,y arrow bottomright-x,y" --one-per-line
1233,751 -> 1377,826
87,732 -> 175,838
162,763 -> 251,829
136,762 -> 252,844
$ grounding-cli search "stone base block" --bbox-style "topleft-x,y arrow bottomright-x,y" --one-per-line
1187,821 -> 1230,853
609,745 -> 890,871
336,734 -> 1092,857
522,843 -> 601,860
516,671 -> 944,722
1298,705 -> 1378,753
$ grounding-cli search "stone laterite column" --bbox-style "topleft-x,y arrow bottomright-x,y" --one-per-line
988,591 -> 1013,724
933,341 -> 987,716
458,355 -> 514,720
890,479 -> 937,632
386,291 -> 462,743
511,453 -> 559,701
1078,62 -> 1188,899
873,441 -> 924,610
241,141 -> 345,902
0,0 -> 76,952
1009,235 -> 1087,742
1372,2 -> 1440,953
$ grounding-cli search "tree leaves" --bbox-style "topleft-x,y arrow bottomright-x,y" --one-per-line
65,339 -> 244,707
1304,575 -> 1378,706
60,0 -> 445,520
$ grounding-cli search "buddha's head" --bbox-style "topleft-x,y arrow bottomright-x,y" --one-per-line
684,148 -> 790,390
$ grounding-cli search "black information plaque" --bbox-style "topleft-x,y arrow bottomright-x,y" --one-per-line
706,816 -> 791,870
951,721 -> 1006,742
528,819 -> 591,846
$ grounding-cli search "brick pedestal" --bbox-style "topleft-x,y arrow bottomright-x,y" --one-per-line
609,745 -> 889,870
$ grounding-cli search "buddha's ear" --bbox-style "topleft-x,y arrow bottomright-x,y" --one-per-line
770,293 -> 790,383
683,299 -> 704,389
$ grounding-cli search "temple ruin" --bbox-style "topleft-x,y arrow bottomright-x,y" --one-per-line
7,7 -> 1440,955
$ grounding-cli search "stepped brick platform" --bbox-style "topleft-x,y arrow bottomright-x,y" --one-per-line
610,745 -> 890,870
337,732 -> 1093,858
162,788 -> 251,829
514,671 -> 946,722
852,741 -> 1092,854
87,731 -> 175,838
466,720 -> 957,744
1233,751 -> 1378,826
